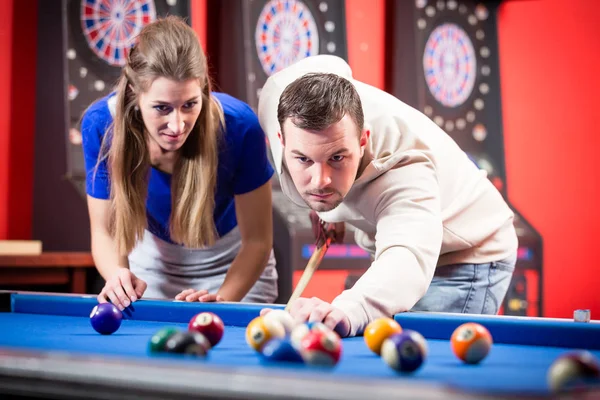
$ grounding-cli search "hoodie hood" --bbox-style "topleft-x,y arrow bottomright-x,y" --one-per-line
258,55 -> 354,176
257,55 -> 388,211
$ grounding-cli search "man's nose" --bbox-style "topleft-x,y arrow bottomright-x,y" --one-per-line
311,164 -> 332,188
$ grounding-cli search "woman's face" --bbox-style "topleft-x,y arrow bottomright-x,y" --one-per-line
138,77 -> 203,153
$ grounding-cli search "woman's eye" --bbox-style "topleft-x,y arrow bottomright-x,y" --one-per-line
183,102 -> 197,109
153,105 -> 171,113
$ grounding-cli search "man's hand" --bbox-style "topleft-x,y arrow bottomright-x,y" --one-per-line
310,211 -> 345,244
175,289 -> 225,302
262,297 -> 351,337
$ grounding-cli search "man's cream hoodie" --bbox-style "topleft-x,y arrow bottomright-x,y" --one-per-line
258,55 -> 518,336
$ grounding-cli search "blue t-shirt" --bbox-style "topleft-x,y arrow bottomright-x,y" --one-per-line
81,92 -> 274,243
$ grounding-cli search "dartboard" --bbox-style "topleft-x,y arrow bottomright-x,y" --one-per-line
255,0 -> 320,76
423,23 -> 476,108
80,0 -> 157,67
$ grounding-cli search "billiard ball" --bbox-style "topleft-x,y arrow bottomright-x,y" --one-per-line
547,351 -> 600,393
364,317 -> 403,355
246,316 -> 286,352
90,303 -> 123,335
164,331 -> 211,356
188,312 -> 225,348
381,330 -> 428,373
263,309 -> 296,335
290,321 -> 331,350
450,322 -> 493,364
298,329 -> 342,366
148,327 -> 179,353
260,337 -> 304,363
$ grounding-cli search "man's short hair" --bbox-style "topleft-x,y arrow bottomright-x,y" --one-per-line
277,73 -> 364,138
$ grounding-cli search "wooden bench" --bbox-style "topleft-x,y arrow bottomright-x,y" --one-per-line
0,252 -> 96,294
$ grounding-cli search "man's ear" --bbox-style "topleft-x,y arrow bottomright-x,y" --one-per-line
359,129 -> 370,155
277,131 -> 285,146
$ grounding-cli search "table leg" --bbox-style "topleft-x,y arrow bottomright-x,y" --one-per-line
71,269 -> 87,294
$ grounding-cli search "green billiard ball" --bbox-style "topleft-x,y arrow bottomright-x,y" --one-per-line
148,327 -> 179,353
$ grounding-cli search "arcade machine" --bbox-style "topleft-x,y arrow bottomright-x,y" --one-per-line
63,0 -> 191,198
207,0 -> 372,303
386,0 -> 543,316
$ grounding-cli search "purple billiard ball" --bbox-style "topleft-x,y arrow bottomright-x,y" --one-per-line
90,303 -> 123,335
381,330 -> 427,373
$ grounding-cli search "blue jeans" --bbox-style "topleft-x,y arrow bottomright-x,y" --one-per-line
411,254 -> 516,315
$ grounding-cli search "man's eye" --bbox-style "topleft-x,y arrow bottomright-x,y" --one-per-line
296,157 -> 309,163
331,155 -> 345,162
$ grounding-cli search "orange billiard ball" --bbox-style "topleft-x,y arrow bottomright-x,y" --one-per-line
364,317 -> 403,355
450,322 -> 493,364
245,316 -> 286,352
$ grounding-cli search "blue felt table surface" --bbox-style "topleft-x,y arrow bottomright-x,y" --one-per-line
1,293 -> 600,396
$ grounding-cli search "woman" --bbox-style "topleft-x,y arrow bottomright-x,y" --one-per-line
81,16 -> 277,311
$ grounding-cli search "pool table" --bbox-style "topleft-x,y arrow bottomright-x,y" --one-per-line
0,291 -> 598,400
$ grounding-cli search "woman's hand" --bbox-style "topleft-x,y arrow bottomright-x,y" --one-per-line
175,289 -> 225,302
97,267 -> 147,310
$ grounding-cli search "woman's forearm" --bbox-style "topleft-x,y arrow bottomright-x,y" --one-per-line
217,241 -> 272,301
91,229 -> 129,281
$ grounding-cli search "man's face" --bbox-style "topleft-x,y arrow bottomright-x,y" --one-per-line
281,115 -> 368,212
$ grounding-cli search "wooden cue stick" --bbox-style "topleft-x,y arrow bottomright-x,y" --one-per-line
285,236 -> 333,312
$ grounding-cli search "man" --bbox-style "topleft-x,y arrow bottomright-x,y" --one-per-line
258,55 -> 517,337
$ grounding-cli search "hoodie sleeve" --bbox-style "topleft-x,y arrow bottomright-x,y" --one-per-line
331,152 -> 443,336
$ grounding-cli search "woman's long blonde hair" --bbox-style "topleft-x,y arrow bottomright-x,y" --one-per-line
105,16 -> 222,255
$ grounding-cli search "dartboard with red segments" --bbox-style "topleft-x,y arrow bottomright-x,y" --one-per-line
255,0 -> 320,76
64,0 -> 190,191
80,0 -> 157,67
423,23 -> 476,109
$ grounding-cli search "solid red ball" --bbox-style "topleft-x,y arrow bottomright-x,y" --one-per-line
188,312 -> 225,348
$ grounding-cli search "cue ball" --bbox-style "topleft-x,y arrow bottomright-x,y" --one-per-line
450,322 -> 493,364
290,322 -> 331,350
263,310 -> 296,335
90,303 -> 123,335
547,351 -> 600,393
188,312 -> 225,348
381,330 -> 428,373
364,317 -> 403,355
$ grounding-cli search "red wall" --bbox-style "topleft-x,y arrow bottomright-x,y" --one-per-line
0,0 -> 37,241
191,0 -> 207,49
0,1 -> 13,240
497,0 -> 600,318
345,0 -> 386,90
